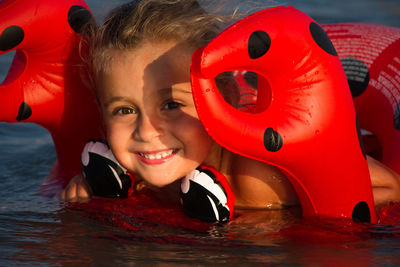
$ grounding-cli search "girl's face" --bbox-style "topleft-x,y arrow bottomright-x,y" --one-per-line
97,41 -> 214,187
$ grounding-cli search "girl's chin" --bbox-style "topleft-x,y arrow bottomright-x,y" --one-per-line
139,174 -> 182,188
145,181 -> 179,189
135,165 -> 199,187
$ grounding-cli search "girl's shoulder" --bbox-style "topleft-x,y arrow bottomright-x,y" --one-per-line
223,151 -> 300,209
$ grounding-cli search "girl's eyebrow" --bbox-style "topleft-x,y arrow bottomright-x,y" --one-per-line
103,96 -> 132,108
159,87 -> 192,95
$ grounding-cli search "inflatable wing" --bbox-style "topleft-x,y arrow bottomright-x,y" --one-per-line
191,6 -> 377,223
0,0 -> 103,191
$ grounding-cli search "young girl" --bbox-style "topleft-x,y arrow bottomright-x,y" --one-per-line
61,0 -> 400,217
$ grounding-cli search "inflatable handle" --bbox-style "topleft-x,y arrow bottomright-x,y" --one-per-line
0,0 -> 103,189
191,6 -> 377,222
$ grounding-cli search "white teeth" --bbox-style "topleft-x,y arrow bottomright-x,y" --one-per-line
139,150 -> 174,160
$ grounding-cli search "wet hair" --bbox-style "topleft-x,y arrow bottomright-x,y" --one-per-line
89,0 -> 224,81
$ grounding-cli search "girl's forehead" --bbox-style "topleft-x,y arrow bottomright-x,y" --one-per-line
98,42 -> 193,95
103,41 -> 192,70
112,42 -> 192,76
138,40 -> 194,62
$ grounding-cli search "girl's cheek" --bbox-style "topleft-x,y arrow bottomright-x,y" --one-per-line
106,124 -> 127,153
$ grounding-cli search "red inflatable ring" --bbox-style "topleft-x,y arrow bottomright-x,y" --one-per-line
0,0 -> 103,193
325,23 -> 400,174
191,6 -> 377,223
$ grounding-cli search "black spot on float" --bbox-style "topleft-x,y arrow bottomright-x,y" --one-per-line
68,5 -> 94,35
0,26 -> 24,51
243,71 -> 258,89
356,116 -> 366,159
352,201 -> 371,223
263,127 -> 283,152
309,22 -> 337,56
340,57 -> 370,97
394,102 -> 400,130
248,31 -> 271,59
16,101 -> 32,121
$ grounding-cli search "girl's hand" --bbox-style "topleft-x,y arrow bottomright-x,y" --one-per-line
60,173 -> 92,202
368,156 -> 400,211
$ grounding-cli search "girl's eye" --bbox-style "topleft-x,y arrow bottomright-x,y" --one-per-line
113,107 -> 136,115
163,101 -> 183,110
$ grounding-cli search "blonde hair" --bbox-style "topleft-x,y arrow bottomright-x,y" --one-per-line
86,0 -> 274,105
89,0 -> 228,80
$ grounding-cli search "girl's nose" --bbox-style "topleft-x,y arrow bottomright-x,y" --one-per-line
133,112 -> 163,142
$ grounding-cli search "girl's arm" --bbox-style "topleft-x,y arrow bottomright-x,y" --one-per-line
368,156 -> 400,211
60,173 -> 92,202
229,154 -> 299,209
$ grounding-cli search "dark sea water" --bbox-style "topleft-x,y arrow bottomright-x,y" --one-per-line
1,0 -> 400,265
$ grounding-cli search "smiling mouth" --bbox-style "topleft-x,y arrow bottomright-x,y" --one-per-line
136,149 -> 178,164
